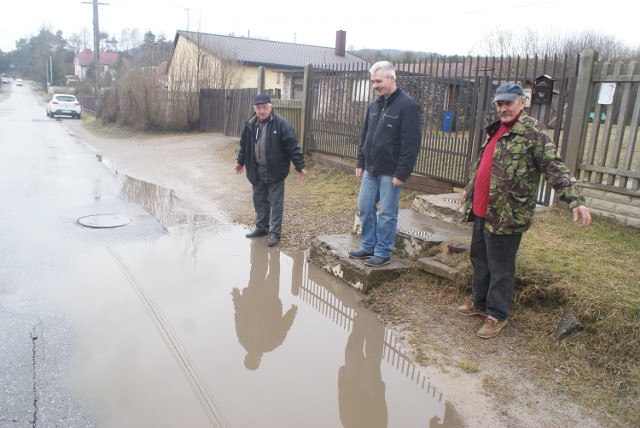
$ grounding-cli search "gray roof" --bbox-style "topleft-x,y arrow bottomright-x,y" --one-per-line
176,30 -> 367,69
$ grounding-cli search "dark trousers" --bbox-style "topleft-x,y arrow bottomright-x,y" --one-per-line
252,165 -> 285,238
470,217 -> 523,321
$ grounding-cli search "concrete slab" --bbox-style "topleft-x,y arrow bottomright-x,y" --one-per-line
415,257 -> 460,281
396,208 -> 471,259
412,192 -> 468,225
308,234 -> 412,293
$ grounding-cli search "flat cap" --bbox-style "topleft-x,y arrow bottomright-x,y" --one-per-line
493,82 -> 525,102
253,94 -> 272,105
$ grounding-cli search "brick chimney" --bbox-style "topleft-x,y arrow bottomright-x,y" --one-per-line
335,30 -> 346,57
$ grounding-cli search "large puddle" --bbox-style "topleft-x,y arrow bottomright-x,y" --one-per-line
51,160 -> 462,427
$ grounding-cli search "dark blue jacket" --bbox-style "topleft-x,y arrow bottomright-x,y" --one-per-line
357,88 -> 421,182
238,113 -> 305,185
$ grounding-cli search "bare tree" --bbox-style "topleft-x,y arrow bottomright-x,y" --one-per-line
119,28 -> 142,52
78,27 -> 92,51
67,34 -> 84,54
473,27 -> 639,62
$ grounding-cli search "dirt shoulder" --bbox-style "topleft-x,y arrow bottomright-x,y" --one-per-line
64,120 -> 617,427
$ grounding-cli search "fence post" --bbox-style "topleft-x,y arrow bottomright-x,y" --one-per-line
300,64 -> 313,153
470,76 -> 491,161
565,50 -> 597,174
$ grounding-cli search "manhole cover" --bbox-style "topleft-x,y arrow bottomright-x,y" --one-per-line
77,214 -> 132,228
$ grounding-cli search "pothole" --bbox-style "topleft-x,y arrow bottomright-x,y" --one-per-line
77,214 -> 132,228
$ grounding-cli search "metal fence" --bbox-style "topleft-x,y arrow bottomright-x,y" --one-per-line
305,55 -> 577,190
196,53 -> 639,217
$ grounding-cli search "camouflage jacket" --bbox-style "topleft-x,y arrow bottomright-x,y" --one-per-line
462,112 -> 585,234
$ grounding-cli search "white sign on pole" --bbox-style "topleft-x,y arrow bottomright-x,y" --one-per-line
597,83 -> 616,105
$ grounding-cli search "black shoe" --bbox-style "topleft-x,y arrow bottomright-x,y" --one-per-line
246,229 -> 268,238
348,249 -> 374,259
267,235 -> 279,247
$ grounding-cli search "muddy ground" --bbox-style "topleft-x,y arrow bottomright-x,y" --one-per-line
63,121 -> 611,428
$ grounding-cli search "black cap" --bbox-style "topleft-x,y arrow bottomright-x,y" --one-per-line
253,94 -> 271,105
492,82 -> 525,102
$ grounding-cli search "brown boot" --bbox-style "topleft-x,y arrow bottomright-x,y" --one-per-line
455,299 -> 486,317
477,316 -> 508,339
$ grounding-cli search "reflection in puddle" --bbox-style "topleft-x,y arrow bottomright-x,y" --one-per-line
294,252 -> 452,427
60,221 -> 463,427
98,155 -> 224,230
233,243 -> 297,370
75,155 -> 464,426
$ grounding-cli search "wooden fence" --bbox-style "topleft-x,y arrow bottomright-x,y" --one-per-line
199,89 -> 303,140
565,51 -> 640,226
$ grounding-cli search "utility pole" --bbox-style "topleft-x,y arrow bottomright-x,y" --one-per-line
83,0 -> 109,116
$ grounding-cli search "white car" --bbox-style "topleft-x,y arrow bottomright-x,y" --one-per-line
46,94 -> 82,119
15,78 -> 23,86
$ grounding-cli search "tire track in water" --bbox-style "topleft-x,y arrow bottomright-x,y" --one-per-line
108,247 -> 230,428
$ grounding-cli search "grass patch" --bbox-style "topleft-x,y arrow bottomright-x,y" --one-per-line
458,359 -> 479,373
509,208 -> 640,425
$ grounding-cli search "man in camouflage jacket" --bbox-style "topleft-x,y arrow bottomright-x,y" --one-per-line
456,82 -> 591,339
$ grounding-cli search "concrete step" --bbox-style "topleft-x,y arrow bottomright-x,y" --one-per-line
412,192 -> 468,225
309,233 -> 412,294
395,208 -> 471,259
308,197 -> 472,293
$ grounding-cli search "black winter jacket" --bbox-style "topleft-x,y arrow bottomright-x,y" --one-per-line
237,113 -> 305,185
356,88 -> 421,182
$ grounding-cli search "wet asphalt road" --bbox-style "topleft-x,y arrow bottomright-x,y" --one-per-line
0,85 -> 167,426
0,85 -> 457,427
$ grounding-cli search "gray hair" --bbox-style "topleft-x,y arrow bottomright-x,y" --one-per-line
369,61 -> 396,78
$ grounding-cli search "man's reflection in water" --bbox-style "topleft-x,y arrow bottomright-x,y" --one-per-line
338,307 -> 388,428
232,240 -> 297,370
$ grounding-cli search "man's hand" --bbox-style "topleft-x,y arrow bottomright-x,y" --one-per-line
298,169 -> 308,180
355,168 -> 363,181
573,205 -> 592,228
392,177 -> 405,187
234,164 -> 244,174
461,190 -> 468,203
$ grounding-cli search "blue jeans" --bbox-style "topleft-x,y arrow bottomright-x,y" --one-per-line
357,171 -> 402,258
470,217 -> 523,321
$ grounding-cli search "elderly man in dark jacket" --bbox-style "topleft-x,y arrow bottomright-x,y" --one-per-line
348,61 -> 422,267
235,94 -> 307,247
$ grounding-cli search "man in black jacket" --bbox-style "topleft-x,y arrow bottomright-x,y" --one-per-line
349,61 -> 422,266
235,94 -> 307,247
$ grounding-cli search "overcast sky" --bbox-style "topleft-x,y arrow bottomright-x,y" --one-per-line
1,0 -> 637,55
